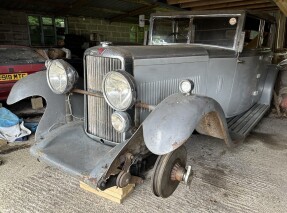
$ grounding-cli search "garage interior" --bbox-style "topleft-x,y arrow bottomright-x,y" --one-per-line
1,0 -> 287,212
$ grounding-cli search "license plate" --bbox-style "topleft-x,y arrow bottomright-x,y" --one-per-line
0,73 -> 28,81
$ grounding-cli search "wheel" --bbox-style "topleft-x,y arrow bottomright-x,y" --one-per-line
152,146 -> 187,198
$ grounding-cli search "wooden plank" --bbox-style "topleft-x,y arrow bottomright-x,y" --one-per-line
80,181 -> 135,204
89,7 -> 125,15
181,0 -> 250,8
167,0 -> 201,5
192,2 -> 276,10
273,0 -> 287,16
17,0 -> 67,8
222,3 -> 276,9
252,6 -> 279,11
121,0 -> 151,5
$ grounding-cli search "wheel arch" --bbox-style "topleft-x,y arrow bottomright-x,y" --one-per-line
7,71 -> 84,141
142,93 -> 233,155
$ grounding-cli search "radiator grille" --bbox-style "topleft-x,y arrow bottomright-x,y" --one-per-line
86,56 -> 123,143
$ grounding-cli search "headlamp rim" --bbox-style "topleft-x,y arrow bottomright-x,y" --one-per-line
111,111 -> 132,133
102,70 -> 136,111
46,59 -> 78,95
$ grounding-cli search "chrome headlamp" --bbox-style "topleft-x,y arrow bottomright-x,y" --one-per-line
102,70 -> 136,111
111,111 -> 131,133
46,59 -> 78,94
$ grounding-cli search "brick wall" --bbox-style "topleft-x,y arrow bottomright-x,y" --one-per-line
0,9 -> 29,46
0,9 -> 143,46
67,16 -> 142,44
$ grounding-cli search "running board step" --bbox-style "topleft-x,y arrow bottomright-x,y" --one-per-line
227,104 -> 269,140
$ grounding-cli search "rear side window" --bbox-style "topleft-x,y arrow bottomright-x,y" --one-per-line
243,16 -> 260,49
0,47 -> 45,65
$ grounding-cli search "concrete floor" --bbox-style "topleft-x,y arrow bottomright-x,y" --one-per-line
0,116 -> 287,213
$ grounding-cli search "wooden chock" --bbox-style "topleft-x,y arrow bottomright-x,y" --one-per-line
80,181 -> 135,204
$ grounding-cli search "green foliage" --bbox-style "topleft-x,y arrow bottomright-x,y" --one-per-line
42,17 -> 52,25
28,16 -> 39,26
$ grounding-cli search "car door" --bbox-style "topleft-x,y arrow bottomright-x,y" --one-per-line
227,15 -> 263,116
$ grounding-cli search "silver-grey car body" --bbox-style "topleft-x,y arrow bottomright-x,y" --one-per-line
7,10 -> 278,198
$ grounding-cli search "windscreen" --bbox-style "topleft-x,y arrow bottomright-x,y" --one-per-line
152,16 -> 239,49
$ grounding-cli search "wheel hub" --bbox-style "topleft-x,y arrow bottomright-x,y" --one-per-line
152,146 -> 192,198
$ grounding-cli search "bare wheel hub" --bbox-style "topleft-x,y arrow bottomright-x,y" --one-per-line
170,163 -> 186,181
152,145 -> 192,198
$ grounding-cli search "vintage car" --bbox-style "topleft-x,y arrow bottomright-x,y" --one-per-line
7,10 -> 278,198
0,45 -> 46,101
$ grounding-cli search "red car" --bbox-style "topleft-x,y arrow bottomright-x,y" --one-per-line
0,45 -> 46,101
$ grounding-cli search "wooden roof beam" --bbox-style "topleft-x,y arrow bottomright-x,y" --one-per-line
253,6 -> 279,11
273,0 -> 287,16
181,0 -> 250,8
192,3 -> 277,10
191,0 -> 276,10
89,7 -> 125,15
121,0 -> 151,5
167,0 -> 200,5
10,0 -> 68,9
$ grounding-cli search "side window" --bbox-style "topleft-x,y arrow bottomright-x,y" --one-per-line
243,16 -> 260,49
28,16 -> 41,46
192,17 -> 238,49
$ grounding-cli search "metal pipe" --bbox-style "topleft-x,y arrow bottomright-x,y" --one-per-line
135,102 -> 156,111
71,88 -> 103,98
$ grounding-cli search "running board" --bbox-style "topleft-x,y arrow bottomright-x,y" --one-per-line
227,104 -> 269,140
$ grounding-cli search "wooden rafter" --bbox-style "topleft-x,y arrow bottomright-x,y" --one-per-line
185,1 -> 275,10
121,0 -> 151,5
10,0 -> 68,9
273,0 -> 287,16
193,3 -> 276,10
180,0 -> 270,8
167,0 -> 282,14
89,7 -> 125,15
167,0 -> 201,5
180,0 -> 253,8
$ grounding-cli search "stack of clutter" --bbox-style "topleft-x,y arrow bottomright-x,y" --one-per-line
0,107 -> 31,142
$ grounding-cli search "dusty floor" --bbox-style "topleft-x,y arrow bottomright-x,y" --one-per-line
0,116 -> 287,213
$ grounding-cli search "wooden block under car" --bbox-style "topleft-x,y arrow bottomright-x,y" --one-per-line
31,97 -> 43,109
80,181 -> 135,204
